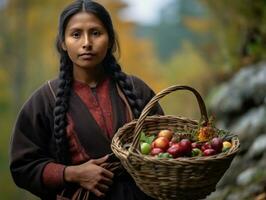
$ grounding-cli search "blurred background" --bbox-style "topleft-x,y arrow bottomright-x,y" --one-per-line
1,0 -> 266,199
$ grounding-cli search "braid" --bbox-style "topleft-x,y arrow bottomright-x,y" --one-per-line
53,57 -> 73,164
105,55 -> 142,118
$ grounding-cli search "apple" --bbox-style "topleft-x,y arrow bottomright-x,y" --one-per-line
179,139 -> 192,155
169,140 -> 191,157
203,149 -> 216,156
201,142 -> 212,152
153,137 -> 169,151
210,137 -> 223,153
150,148 -> 164,156
140,143 -> 151,155
158,129 -> 173,140
167,145 -> 182,158
171,143 -> 181,149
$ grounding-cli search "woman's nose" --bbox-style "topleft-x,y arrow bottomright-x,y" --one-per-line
82,34 -> 92,50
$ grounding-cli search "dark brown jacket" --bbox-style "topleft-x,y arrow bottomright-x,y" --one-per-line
10,75 -> 163,200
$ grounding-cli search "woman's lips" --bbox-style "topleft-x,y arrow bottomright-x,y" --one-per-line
79,53 -> 95,60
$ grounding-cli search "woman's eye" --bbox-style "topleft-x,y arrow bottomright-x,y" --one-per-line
72,32 -> 80,38
92,30 -> 101,36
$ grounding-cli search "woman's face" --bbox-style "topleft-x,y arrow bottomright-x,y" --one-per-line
62,12 -> 109,71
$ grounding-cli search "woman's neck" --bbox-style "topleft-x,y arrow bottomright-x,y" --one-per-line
73,65 -> 106,85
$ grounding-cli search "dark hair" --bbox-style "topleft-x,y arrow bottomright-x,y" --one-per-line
54,0 -> 141,164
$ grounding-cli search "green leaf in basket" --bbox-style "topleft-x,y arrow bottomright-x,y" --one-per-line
140,132 -> 146,142
147,135 -> 155,144
140,132 -> 155,145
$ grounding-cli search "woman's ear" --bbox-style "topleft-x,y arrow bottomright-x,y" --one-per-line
61,42 -> 67,51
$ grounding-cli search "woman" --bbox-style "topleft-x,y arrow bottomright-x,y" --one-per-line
9,0 -> 163,199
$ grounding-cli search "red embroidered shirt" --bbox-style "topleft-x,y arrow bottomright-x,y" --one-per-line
43,77 -> 117,189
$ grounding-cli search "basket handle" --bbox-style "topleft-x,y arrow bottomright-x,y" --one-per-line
130,85 -> 208,152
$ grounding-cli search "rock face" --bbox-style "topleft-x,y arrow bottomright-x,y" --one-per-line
206,62 -> 266,200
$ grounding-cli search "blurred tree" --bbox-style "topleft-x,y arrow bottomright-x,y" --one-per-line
1,0 -> 73,111
136,0 -> 212,62
0,0 -> 27,111
160,41 -> 214,119
0,4 -> 11,114
202,0 -> 266,72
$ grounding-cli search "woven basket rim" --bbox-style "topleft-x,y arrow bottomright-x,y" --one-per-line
111,115 -> 240,163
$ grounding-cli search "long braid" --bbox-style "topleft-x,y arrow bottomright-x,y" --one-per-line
105,55 -> 142,118
53,56 -> 73,164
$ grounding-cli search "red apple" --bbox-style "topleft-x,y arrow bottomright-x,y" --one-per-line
154,137 -> 169,151
201,142 -> 212,152
203,149 -> 216,156
210,137 -> 223,153
179,139 -> 192,155
150,148 -> 164,156
158,129 -> 173,140
167,145 -> 181,158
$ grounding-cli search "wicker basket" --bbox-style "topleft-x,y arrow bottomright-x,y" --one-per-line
111,85 -> 240,200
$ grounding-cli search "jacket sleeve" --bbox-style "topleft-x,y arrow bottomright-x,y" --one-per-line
9,83 -> 66,198
130,75 -> 164,116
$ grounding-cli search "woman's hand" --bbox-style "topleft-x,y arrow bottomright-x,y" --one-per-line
64,155 -> 114,197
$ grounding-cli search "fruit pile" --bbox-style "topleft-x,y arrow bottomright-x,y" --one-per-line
139,127 -> 232,159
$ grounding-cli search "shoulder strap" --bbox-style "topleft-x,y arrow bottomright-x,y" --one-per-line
47,80 -> 56,101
